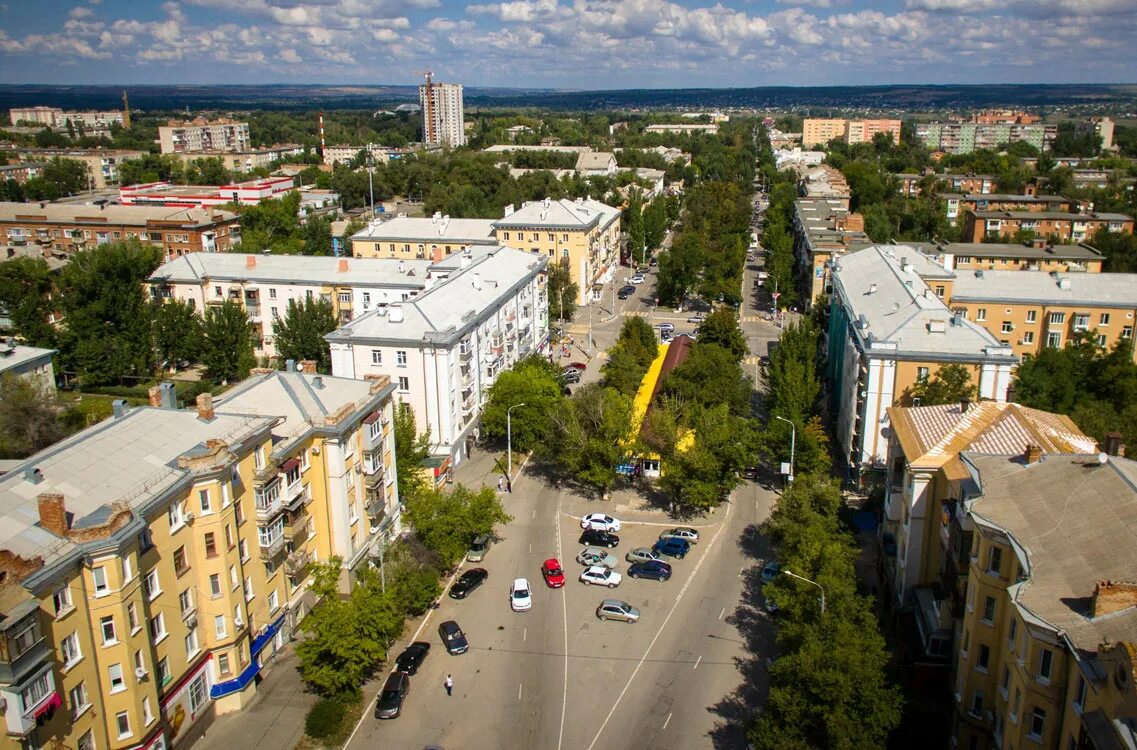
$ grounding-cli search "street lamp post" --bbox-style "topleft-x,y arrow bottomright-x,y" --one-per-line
507,402 -> 526,485
773,415 -> 795,483
783,568 -> 825,616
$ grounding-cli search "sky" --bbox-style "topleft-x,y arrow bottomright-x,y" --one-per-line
0,0 -> 1135,89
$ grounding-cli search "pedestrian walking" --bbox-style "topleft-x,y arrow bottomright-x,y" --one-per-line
497,476 -> 505,493
445,674 -> 453,696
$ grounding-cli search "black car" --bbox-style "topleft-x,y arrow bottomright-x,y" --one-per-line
438,620 -> 469,655
395,641 -> 431,675
375,671 -> 410,719
617,285 -> 636,300
628,560 -> 672,581
448,568 -> 488,600
579,529 -> 619,548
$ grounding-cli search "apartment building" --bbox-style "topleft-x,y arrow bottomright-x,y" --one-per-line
119,178 -> 296,209
165,145 -> 307,173
492,198 -> 621,305
3,149 -> 146,189
0,202 -> 240,259
971,110 -> 1040,125
0,340 -> 56,394
915,122 -> 1057,154
880,402 -> 1094,659
0,371 -> 397,750
158,120 -> 251,155
642,124 -> 719,135
419,81 -> 465,148
961,209 -> 1133,243
792,197 -> 870,304
951,451 -> 1137,750
9,107 -> 124,134
942,193 -> 1073,226
1077,116 -> 1115,150
798,164 -> 851,199
801,118 -> 902,148
0,163 -> 46,185
825,246 -> 1017,469
327,245 -> 549,468
148,254 -> 433,358
349,214 -> 497,260
915,241 -> 1104,274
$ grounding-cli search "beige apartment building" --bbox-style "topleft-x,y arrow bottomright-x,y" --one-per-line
158,120 -> 251,155
1,149 -> 146,189
913,241 -> 1104,274
792,197 -> 870,304
349,214 -> 497,260
0,202 -> 240,260
0,370 -> 397,750
961,209 -> 1133,243
802,118 -> 902,148
942,193 -> 1073,226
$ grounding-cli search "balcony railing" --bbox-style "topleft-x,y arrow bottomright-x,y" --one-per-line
284,549 -> 311,577
283,479 -> 306,510
287,508 -> 310,539
461,394 -> 476,414
366,492 -> 386,518
255,479 -> 284,521
259,527 -> 286,560
460,370 -> 473,388
0,633 -> 51,686
362,418 -> 384,451
245,303 -> 261,319
459,346 -> 474,362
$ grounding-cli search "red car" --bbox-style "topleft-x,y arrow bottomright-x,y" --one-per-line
542,558 -> 566,588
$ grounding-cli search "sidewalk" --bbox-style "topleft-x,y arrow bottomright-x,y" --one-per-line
194,648 -> 314,750
451,442 -> 511,490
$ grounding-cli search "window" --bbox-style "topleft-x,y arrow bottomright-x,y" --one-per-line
398,376 -> 409,391
100,615 -> 117,645
1096,333 -> 1108,347
338,292 -> 351,304
1023,331 -> 1035,344
1049,311 -> 1066,325
917,366 -> 929,380
269,589 -> 280,613
133,649 -> 145,674
1026,310 -> 1037,323
204,532 -> 217,559
1100,313 -> 1111,326
936,285 -> 945,297
143,569 -> 161,600
988,546 -> 1002,576
185,628 -> 199,657
78,730 -> 95,750
214,615 -> 227,639
69,683 -> 90,719
982,596 -> 996,624
149,613 -> 166,643
239,538 -> 249,562
115,711 -> 132,739
970,689 -> 984,716
168,501 -> 184,529
271,307 -> 279,320
1125,326 -> 1134,339
225,524 -> 235,550
173,545 -> 189,576
198,489 -> 211,513
976,308 -> 987,321
178,589 -> 193,615
1001,666 -> 1011,697
1029,707 -> 1046,740
1039,649 -> 1054,682
1009,617 -> 1018,651
502,232 -> 510,240
1001,321 -> 1013,334
121,555 -> 133,582
305,289 -> 313,300
371,349 -> 382,365
188,675 -> 207,712
235,501 -> 245,526
53,586 -> 73,616
244,577 -> 254,602
1012,688 -> 1022,722
124,604 -> 138,636
61,632 -> 82,667
218,653 -> 232,676
1074,313 -> 1090,330
1074,675 -> 1087,712
109,663 -> 125,692
396,350 -> 407,366
362,292 -> 371,307
230,564 -> 239,590
93,566 -> 109,596
209,573 -> 222,597
1047,332 -> 1062,348
214,285 -> 222,298
143,697 -> 153,726
977,644 -> 991,672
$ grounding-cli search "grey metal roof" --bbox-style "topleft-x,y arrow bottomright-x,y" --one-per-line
492,198 -> 619,231
149,253 -> 434,289
350,215 -> 496,244
0,342 -> 56,375
971,210 -> 1132,221
950,269 -> 1137,307
938,242 -> 1103,261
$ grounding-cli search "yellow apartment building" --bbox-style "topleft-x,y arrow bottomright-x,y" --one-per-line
349,214 -> 497,260
951,451 -> 1137,750
914,241 -> 1104,274
0,370 -> 397,750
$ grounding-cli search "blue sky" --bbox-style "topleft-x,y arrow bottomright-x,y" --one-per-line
1,0 -> 1135,88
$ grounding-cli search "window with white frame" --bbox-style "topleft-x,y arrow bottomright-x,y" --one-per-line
396,350 -> 407,366
1074,675 -> 1087,712
115,711 -> 131,739
1026,310 -> 1037,323
77,730 -> 95,750
970,688 -> 984,717
218,653 -> 232,676
168,501 -> 185,530
269,589 -> 280,613
1023,331 -> 1035,344
244,577 -> 254,602
209,573 -> 222,597
1047,332 -> 1062,348
149,613 -> 166,643
371,349 -> 382,365
214,615 -> 227,639
178,589 -> 193,615
976,308 -> 987,321
143,697 -> 154,726
1001,321 -> 1013,333
53,586 -> 73,616
61,632 -> 82,667
982,596 -> 996,624
157,657 -> 171,686
198,489 -> 211,513
398,376 -> 409,391
988,546 -> 1002,576
1100,313 -> 1111,326
121,555 -> 133,582
1039,648 -> 1054,683
1049,311 -> 1066,325
69,683 -> 90,719
188,674 -> 207,712
977,644 -> 990,672
127,602 -> 139,633
100,615 -> 117,645
92,566 -> 109,596
1029,707 -> 1046,740
185,628 -> 199,657
108,663 -> 125,693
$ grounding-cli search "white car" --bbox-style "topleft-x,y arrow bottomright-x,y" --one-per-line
581,513 -> 622,532
580,566 -> 622,588
625,547 -> 663,564
577,547 -> 618,568
630,274 -> 646,285
659,527 -> 700,544
510,577 -> 533,612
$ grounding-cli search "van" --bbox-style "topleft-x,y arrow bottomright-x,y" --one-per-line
466,535 -> 491,562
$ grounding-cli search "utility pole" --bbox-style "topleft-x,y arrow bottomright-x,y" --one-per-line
774,415 -> 795,483
783,568 -> 825,616
507,403 -> 526,484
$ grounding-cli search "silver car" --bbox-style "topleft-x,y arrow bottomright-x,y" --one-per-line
659,527 -> 700,544
596,599 -> 640,623
577,547 -> 618,568
626,547 -> 663,564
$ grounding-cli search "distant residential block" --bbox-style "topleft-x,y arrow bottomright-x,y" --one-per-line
165,144 -> 306,173
119,177 -> 296,209
0,339 -> 56,394
961,209 -> 1133,243
9,106 -> 124,135
915,121 -> 1057,154
2,148 -> 146,188
158,118 -> 251,155
643,123 -> 719,135
802,118 -> 902,148
420,81 -> 465,148
350,214 -> 497,260
940,193 -> 1074,226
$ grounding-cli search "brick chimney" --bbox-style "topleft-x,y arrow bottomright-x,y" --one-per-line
246,255 -> 256,269
196,392 -> 215,421
148,385 -> 163,407
1024,444 -> 1042,465
1092,580 -> 1137,617
299,359 -> 316,374
338,258 -> 349,272
1105,431 -> 1124,457
38,493 -> 70,537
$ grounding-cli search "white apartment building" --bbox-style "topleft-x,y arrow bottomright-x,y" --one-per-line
159,119 -> 252,155
148,254 -> 435,358
327,245 -> 549,466
420,81 -> 466,148
9,107 -> 124,133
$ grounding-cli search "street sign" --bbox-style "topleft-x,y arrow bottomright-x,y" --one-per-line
616,463 -> 636,476
780,462 -> 792,475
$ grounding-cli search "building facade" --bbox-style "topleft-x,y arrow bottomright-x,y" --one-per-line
961,210 -> 1133,244
0,203 -> 240,260
349,215 -> 497,260
915,241 -> 1104,274
419,82 -> 465,148
327,246 -> 549,467
9,108 -> 124,135
158,120 -> 251,155
941,194 -> 1073,226
792,197 -> 870,304
165,146 -> 307,173
119,178 -> 295,209
915,122 -> 1057,154
3,149 -> 147,189
802,118 -> 902,148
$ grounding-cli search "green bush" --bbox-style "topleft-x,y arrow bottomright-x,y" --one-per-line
304,697 -> 348,740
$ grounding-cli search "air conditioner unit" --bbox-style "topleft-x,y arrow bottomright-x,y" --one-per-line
135,667 -> 149,681
185,614 -> 198,629
354,464 -> 362,474
310,445 -> 320,455
233,616 -> 244,629
183,511 -> 195,523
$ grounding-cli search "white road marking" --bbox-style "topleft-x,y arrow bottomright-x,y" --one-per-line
584,499 -> 735,750
532,509 -> 537,519
523,627 -> 527,642
693,655 -> 702,670
556,494 -> 569,750
519,683 -> 523,701
529,543 -> 532,554
719,607 -> 725,620
662,713 -> 672,730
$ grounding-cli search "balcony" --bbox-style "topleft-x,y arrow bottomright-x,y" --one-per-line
284,549 -> 311,577
362,412 -> 385,451
505,309 -> 516,322
460,370 -> 473,388
254,456 -> 281,484
461,393 -> 476,415
0,614 -> 51,686
366,491 -> 386,519
255,478 -> 284,521
459,345 -> 474,362
490,336 -> 504,353
283,480 -> 309,511
259,526 -> 286,560
245,302 -> 261,319
287,508 -> 310,540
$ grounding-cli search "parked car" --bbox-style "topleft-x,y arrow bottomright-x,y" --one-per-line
577,547 -> 618,568
630,273 -> 646,284
658,322 -> 676,333
628,560 -> 672,581
510,578 -> 533,612
394,642 -> 431,675
375,671 -> 410,719
568,361 -> 588,372
581,513 -> 622,532
561,369 -> 582,385
761,560 -> 782,584
686,313 -> 706,324
625,547 -> 663,564
541,558 -> 566,588
580,565 -> 622,588
649,257 -> 658,266
763,589 -> 781,614
618,285 -> 637,300
652,537 -> 690,559
438,620 -> 469,655
466,535 -> 491,562
659,527 -> 699,544
596,599 -> 640,623
448,568 -> 488,600
579,529 -> 619,548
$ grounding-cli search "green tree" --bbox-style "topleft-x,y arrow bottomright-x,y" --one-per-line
0,256 -> 56,347
660,342 -> 751,416
655,403 -> 750,514
547,261 -> 578,324
0,373 -> 62,458
393,401 -> 432,502
544,383 -> 634,494
402,484 -> 512,566
626,191 -> 646,262
765,318 -> 821,423
56,241 -> 161,385
481,355 -> 564,452
908,363 -> 977,406
302,216 -> 334,256
643,197 -> 667,252
695,308 -> 747,362
200,301 -> 255,384
184,157 -> 231,185
602,317 -> 659,396
236,192 -> 304,254
273,298 -> 337,372
152,299 -> 202,370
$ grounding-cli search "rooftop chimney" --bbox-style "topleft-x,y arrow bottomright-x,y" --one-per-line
159,381 -> 176,409
147,385 -> 163,407
338,258 -> 349,272
960,397 -> 972,414
112,399 -> 128,419
246,255 -> 256,269
388,305 -> 404,323
1105,431 -> 1124,457
312,375 -> 323,389
196,392 -> 215,422
299,360 -> 316,374
1092,580 -> 1137,618
286,359 -> 297,373
37,493 -> 70,537
1024,444 -> 1042,465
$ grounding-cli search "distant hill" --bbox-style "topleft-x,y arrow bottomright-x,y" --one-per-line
0,83 -> 1134,113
